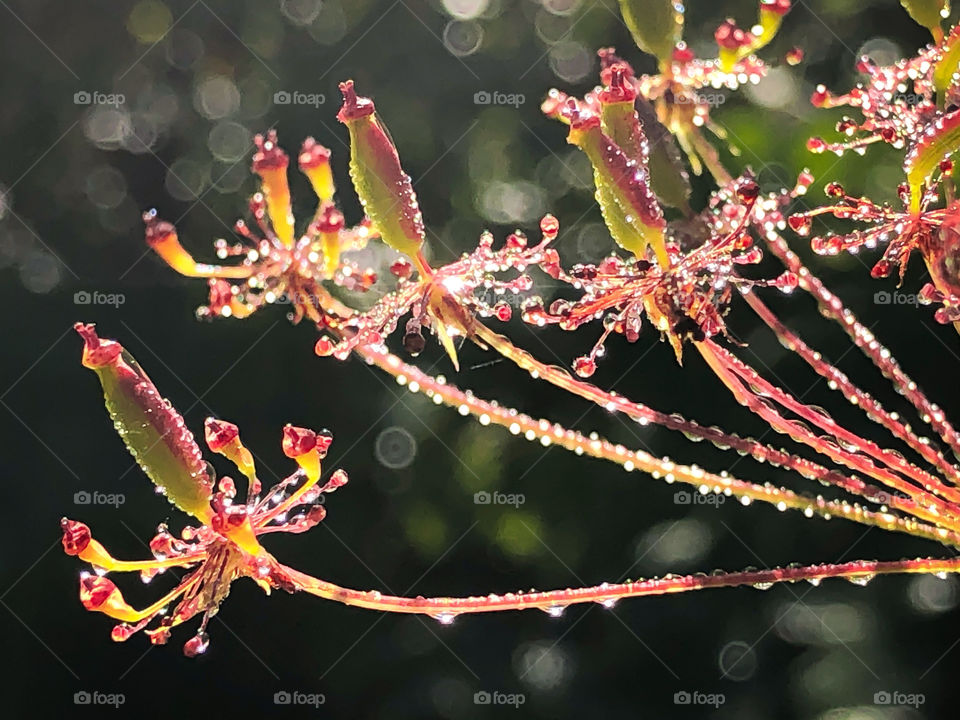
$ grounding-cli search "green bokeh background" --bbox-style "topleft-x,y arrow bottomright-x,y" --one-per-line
3,0 -> 960,717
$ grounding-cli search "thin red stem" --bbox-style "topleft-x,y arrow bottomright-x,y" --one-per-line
743,289 -> 960,488
283,556 -> 960,615
763,230 -> 960,463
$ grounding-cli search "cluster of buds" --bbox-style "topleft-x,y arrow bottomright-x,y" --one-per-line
610,1 -> 792,182
65,324 -> 348,655
522,174 -> 801,375
145,129 -> 378,325
791,182 -> 960,325
799,6 -> 960,330
314,215 -> 562,369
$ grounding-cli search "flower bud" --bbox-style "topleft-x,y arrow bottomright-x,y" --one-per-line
75,324 -> 213,522
252,130 -> 295,248
337,80 -> 426,264
565,101 -> 668,267
79,575 -> 141,622
282,425 -> 322,482
299,137 -> 335,202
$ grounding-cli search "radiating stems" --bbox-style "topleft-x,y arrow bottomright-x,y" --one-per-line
706,340 -> 960,509
742,289 -> 960,488
354,344 -> 960,547
762,230 -> 960,464
698,341 -> 960,531
283,556 -> 960,616
460,318 -> 960,534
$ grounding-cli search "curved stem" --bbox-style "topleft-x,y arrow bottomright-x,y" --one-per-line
705,341 -> 960,505
283,556 -> 960,615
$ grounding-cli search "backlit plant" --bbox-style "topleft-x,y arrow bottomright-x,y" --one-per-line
62,0 -> 960,656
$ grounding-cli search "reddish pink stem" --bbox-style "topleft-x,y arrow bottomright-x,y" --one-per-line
699,342 -> 960,530
743,289 -> 960,488
460,321 -> 960,533
764,230 -> 960,464
708,340 -> 960,505
355,344 -> 960,546
283,556 -> 960,615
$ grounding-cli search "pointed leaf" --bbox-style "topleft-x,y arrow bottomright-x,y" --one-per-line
616,0 -> 684,66
901,0 -> 950,38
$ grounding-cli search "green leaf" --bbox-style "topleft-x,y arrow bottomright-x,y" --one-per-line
900,0 -> 950,38
616,0 -> 684,66
904,107 -> 960,214
933,24 -> 960,104
634,97 -> 692,214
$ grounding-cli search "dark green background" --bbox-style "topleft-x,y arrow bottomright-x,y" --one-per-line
2,0 -> 960,717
